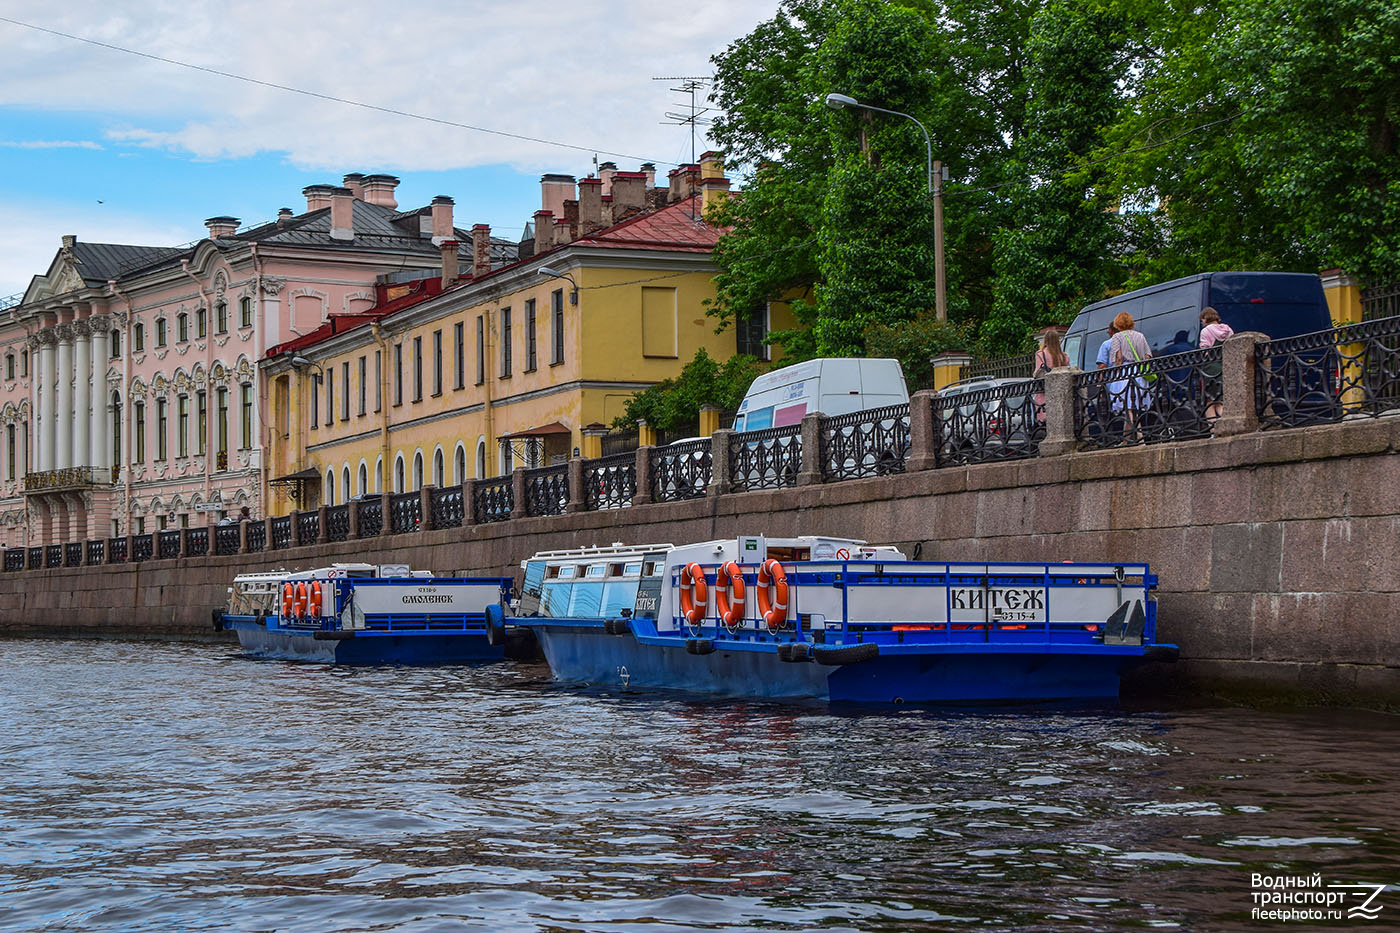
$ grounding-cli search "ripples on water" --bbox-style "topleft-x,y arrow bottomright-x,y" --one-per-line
1,639 -> 1398,932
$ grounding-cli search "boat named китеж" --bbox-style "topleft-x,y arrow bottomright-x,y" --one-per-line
215,563 -> 512,664
511,536 -> 1179,704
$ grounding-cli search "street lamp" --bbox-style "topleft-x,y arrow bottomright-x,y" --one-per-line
537,266 -> 579,305
824,92 -> 947,322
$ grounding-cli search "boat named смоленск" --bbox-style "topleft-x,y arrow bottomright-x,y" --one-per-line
508,536 -> 1178,704
215,562 -> 512,664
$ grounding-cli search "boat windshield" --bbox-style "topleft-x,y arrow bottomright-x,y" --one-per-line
528,558 -> 648,619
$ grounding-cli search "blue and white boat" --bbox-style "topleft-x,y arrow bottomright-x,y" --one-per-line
216,563 -> 512,664
511,537 -> 1178,704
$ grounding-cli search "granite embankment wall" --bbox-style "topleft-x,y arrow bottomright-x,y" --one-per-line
3,417 -> 1398,707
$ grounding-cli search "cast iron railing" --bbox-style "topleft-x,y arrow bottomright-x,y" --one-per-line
524,464 -> 569,517
297,511 -> 320,544
245,522 -> 265,553
65,542 -> 83,566
186,528 -> 209,558
86,539 -> 104,565
584,452 -> 636,510
215,525 -> 241,555
326,504 -> 350,542
132,534 -> 153,562
3,549 -> 23,572
936,380 -> 1043,465
966,351 -> 1036,381
1074,348 -> 1218,449
27,546 -> 42,569
600,427 -> 640,456
270,516 -> 292,550
473,477 -> 513,524
390,491 -> 420,534
108,536 -> 128,563
429,486 -> 464,528
357,499 -> 383,537
46,544 -> 62,568
1362,282 -> 1400,322
650,438 -> 711,502
731,425 -> 802,491
158,530 -> 180,560
822,403 -> 911,481
1255,315 -> 1400,428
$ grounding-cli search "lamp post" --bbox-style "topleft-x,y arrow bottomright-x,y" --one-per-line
825,92 -> 946,322
537,266 -> 579,306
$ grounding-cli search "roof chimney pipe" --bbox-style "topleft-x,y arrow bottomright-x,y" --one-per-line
430,196 -> 455,245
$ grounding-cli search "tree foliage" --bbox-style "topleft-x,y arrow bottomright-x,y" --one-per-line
613,350 -> 767,432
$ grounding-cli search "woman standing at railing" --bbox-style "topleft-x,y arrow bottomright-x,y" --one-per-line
1109,312 -> 1153,436
1032,332 -> 1070,422
1198,307 -> 1234,423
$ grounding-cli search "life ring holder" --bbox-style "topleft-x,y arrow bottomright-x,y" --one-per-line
293,581 -> 308,620
756,559 -> 789,632
308,580 -> 323,619
714,561 -> 746,632
679,562 -> 709,635
281,582 -> 294,620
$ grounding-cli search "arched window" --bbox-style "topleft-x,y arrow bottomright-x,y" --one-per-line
358,462 -> 368,496
475,438 -> 486,479
454,445 -> 466,485
342,466 -> 351,499
433,448 -> 444,486
412,451 -> 424,490
374,456 -> 384,492
394,456 -> 405,493
325,469 -> 335,505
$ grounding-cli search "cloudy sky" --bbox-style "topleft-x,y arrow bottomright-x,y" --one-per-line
0,1 -> 782,298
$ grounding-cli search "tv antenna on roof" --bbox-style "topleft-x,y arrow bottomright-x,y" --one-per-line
654,76 -> 713,169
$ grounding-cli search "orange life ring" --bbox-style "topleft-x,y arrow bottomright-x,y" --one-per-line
714,561 -> 746,630
281,582 -> 294,618
308,580 -> 323,618
679,562 -> 708,627
756,558 -> 788,631
293,580 -> 308,619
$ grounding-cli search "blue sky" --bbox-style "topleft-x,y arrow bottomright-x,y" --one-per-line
0,2 -> 779,298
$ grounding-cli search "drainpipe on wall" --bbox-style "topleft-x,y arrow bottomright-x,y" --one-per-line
180,260 -> 215,520
108,279 -> 134,535
370,322 -> 392,492
251,244 -> 268,518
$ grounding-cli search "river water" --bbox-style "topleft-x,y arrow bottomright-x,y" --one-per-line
2,639 -> 1398,932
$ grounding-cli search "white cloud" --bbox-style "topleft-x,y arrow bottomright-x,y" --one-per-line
0,140 -> 103,149
0,1 -> 779,174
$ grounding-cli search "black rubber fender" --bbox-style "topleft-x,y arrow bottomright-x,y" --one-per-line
604,618 -> 631,636
813,643 -> 879,666
485,603 -> 507,647
778,642 -> 813,663
685,638 -> 715,655
211,609 -> 224,632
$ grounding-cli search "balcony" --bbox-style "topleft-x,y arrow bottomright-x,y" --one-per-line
23,467 -> 112,494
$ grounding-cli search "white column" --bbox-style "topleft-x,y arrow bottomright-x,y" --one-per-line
88,315 -> 108,473
73,319 -> 91,469
37,332 -> 56,472
55,324 -> 74,470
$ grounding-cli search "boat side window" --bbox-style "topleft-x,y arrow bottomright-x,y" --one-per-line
569,581 -> 604,617
644,561 -> 663,577
539,580 -> 571,616
559,565 -> 577,580
624,562 -> 642,576
586,563 -> 606,579
522,561 -> 546,598
601,580 -> 640,616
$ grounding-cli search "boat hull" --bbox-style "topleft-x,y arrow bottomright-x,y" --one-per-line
532,623 -> 1158,704
227,620 -> 503,665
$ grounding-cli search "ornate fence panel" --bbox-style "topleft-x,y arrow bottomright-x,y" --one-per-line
731,425 -> 802,491
1073,349 -> 1217,449
215,525 -> 241,555
108,536 -> 128,563
132,534 -> 154,562
3,548 -> 23,572
86,539 -> 105,565
650,438 -> 712,502
27,546 -> 42,569
822,403 -> 911,481
245,522 -> 265,553
584,452 -> 636,510
46,544 -> 62,568
1362,282 -> 1400,322
966,351 -> 1036,381
325,504 -> 350,542
473,478 -> 513,524
600,427 -> 640,457
935,380 -> 1044,466
157,530 -> 181,560
429,486 -> 464,529
297,511 -> 320,544
357,500 -> 383,537
524,465 -> 569,517
65,542 -> 83,566
390,491 -> 421,534
270,516 -> 292,550
186,528 -> 209,558
1255,315 -> 1400,428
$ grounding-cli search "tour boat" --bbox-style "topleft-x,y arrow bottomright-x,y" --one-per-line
510,536 -> 1178,704
215,563 -> 513,664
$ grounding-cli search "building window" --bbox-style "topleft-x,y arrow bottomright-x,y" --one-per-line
110,330 -> 120,358
341,361 -> 350,420
551,289 -> 564,364
155,398 -> 167,460
215,301 -> 227,334
358,462 -> 368,496
195,307 -> 206,339
155,319 -> 166,348
433,448 -> 444,486
177,395 -> 189,457
432,329 -> 443,396
216,387 -> 228,458
358,356 -> 367,415
326,470 -> 335,505
134,323 -> 145,352
240,384 -> 253,449
475,316 -> 485,385
21,349 -> 28,376
239,296 -> 253,329
453,322 -> 464,389
6,424 -> 14,480
311,373 -> 320,427
500,307 -> 512,377
4,354 -> 12,381
342,466 -> 350,501
111,394 -> 122,468
177,313 -> 188,343
393,343 -> 403,406
394,456 -> 405,493
454,445 -> 466,484
525,299 -> 537,371
412,336 -> 423,401
196,390 -> 207,455
413,451 -> 424,489
737,305 -> 771,360
325,368 -> 334,425
134,402 -> 146,462
374,350 -> 382,412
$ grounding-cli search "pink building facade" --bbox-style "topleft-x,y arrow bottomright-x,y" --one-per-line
2,175 -> 508,546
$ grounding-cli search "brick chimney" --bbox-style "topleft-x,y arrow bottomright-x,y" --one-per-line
598,161 -> 617,196
430,196 -> 455,245
303,184 -> 337,212
277,208 -> 294,228
641,162 -> 657,190
342,173 -> 366,199
204,216 -> 240,240
534,210 -> 554,256
611,171 -> 646,218
563,199 -> 579,240
578,177 -> 603,234
360,174 -> 400,208
600,194 -> 613,226
440,239 -> 459,288
700,176 -> 731,216
678,164 -> 701,200
553,218 -> 572,246
472,224 -> 491,277
329,187 -> 355,241
540,173 -> 575,219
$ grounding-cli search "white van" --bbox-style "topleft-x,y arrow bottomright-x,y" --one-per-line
731,358 -> 909,433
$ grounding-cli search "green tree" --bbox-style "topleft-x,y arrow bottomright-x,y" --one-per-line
613,350 -> 767,432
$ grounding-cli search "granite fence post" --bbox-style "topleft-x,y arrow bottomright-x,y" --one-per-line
708,429 -> 733,497
797,412 -> 824,486
510,468 -> 528,520
1039,367 -> 1081,457
567,458 -> 587,513
906,390 -> 938,472
1216,332 -> 1267,437
633,446 -> 654,506
418,485 -> 434,531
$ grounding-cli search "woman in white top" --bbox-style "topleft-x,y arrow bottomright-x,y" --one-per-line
1108,311 -> 1153,434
